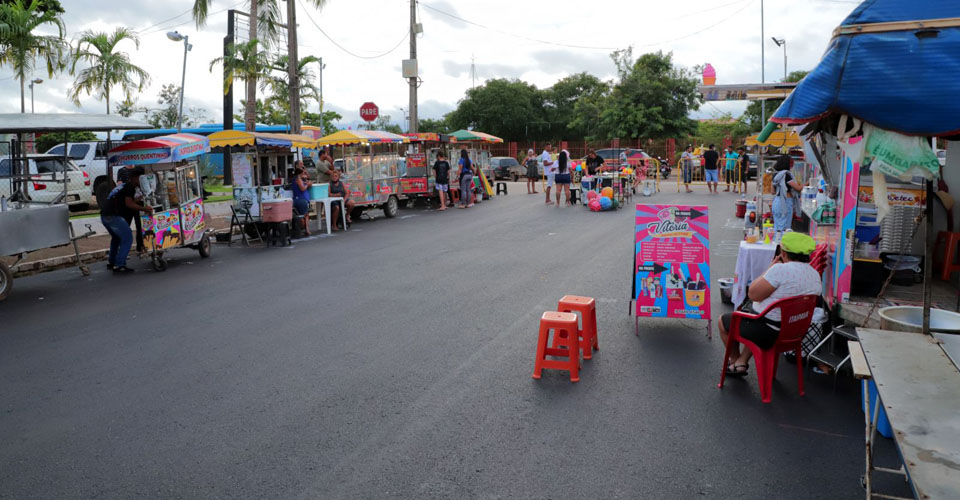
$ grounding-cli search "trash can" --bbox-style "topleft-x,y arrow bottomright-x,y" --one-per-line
718,278 -> 734,305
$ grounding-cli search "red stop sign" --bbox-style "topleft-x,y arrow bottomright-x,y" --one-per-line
360,102 -> 379,122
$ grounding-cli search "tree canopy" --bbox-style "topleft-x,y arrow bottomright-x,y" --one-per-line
436,50 -> 701,142
740,70 -> 810,132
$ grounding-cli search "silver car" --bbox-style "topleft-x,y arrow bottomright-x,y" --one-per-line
0,154 -> 92,208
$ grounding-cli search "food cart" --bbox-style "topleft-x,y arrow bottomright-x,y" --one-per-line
207,130 -> 318,221
0,113 -> 152,302
401,132 -> 458,205
449,129 -> 502,199
752,2 -> 960,497
316,130 -> 409,219
107,133 -> 213,271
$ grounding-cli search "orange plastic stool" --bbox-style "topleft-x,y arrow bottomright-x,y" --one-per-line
934,231 -> 960,281
533,311 -> 581,382
553,295 -> 600,360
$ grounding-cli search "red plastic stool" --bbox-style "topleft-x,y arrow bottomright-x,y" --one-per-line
934,231 -> 960,281
533,311 -> 581,383
554,295 -> 600,360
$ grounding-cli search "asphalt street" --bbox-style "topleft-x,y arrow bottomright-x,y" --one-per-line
1,182 -> 895,499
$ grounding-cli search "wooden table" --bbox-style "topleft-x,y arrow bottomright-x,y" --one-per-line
851,329 -> 960,499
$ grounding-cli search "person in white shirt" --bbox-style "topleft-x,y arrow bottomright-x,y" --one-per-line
719,232 -> 821,376
540,144 -> 556,205
680,145 -> 695,193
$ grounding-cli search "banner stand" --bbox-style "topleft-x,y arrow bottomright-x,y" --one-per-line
632,204 -> 713,339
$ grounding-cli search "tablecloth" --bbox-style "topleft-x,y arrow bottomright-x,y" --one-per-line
732,241 -> 778,308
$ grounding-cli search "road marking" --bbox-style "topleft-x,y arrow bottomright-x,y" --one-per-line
724,217 -> 745,229
400,215 -> 418,219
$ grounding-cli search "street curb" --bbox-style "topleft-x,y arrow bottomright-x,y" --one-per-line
12,249 -> 107,278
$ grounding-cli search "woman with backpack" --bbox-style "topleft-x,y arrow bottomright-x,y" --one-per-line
457,149 -> 475,208
554,149 -> 572,206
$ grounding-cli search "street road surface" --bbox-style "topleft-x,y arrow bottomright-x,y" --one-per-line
1,185 -> 897,499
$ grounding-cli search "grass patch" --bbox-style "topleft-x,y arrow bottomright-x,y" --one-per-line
205,195 -> 232,203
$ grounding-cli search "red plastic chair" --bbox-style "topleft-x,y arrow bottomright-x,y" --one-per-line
717,295 -> 819,403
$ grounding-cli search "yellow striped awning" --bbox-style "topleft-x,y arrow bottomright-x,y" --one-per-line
207,130 -> 318,149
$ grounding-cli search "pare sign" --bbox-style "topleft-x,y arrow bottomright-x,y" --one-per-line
360,102 -> 379,122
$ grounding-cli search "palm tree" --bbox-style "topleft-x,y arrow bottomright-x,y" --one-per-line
209,39 -> 269,122
0,0 -> 67,113
192,0 -> 326,131
68,28 -> 150,115
264,54 -> 320,110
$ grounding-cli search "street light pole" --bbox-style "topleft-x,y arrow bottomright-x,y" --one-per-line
28,78 -> 42,114
319,57 -> 326,136
772,37 -> 787,80
167,31 -> 192,133
408,0 -> 418,133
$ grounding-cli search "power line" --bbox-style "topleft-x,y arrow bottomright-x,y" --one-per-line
139,3 -> 242,37
635,0 -> 757,48
132,7 -> 193,35
298,0 -> 409,59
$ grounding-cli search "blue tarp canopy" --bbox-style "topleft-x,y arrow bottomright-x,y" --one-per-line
768,0 -> 960,137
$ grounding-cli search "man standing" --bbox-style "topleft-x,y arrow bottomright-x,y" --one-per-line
680,145 -> 695,193
316,147 -> 334,183
541,144 -> 556,205
432,151 -> 451,211
703,144 -> 720,194
723,146 -> 739,192
737,146 -> 751,194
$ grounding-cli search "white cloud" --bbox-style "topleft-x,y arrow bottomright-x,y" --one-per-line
0,0 -> 857,129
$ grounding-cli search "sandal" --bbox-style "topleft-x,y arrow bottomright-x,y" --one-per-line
726,364 -> 749,377
113,266 -> 135,274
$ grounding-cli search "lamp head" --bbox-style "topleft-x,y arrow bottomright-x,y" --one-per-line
167,31 -> 184,42
772,37 -> 785,46
31,78 -> 43,84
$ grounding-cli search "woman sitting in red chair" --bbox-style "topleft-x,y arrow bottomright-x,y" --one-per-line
720,232 -> 821,377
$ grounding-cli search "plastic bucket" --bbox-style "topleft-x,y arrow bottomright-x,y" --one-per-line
735,200 -> 747,218
718,278 -> 734,305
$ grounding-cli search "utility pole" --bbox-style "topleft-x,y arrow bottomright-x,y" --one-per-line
408,0 -> 418,133
287,0 -> 301,134
222,10 -> 235,185
471,55 -> 476,89
760,0 -> 766,127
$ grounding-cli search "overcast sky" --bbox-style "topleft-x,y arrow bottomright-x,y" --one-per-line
1,0 -> 859,130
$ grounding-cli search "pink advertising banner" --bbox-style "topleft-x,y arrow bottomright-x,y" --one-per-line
634,204 -> 711,320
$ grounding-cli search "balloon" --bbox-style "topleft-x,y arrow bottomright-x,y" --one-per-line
588,200 -> 602,211
611,198 -> 620,209
599,197 -> 613,210
576,164 -> 582,171
586,190 -> 599,201
601,187 -> 614,199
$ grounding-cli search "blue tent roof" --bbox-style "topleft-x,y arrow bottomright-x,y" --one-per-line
771,0 -> 960,137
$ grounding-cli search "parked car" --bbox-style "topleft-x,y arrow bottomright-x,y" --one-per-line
491,156 -> 522,181
0,154 -> 92,209
592,148 -> 654,168
45,140 -> 125,196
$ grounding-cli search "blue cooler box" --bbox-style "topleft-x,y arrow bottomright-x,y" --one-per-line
862,380 -> 893,438
309,183 -> 329,199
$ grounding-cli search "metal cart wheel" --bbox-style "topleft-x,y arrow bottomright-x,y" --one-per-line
383,196 -> 399,218
152,255 -> 167,272
198,234 -> 212,258
0,261 -> 12,302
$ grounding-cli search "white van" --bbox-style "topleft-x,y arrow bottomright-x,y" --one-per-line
45,141 -> 125,195
0,154 -> 92,208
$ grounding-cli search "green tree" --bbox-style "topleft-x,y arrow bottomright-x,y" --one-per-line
303,109 -> 341,133
264,53 -> 321,109
209,39 -> 269,131
114,96 -> 140,117
234,98 -> 285,125
740,70 -> 810,132
363,114 -> 402,134
0,0 -> 67,113
36,130 -> 95,153
418,117 -> 450,134
578,49 -> 700,141
543,72 -> 609,139
145,84 -> 206,128
68,27 -> 150,114
695,113 -> 750,148
446,78 -> 546,140
0,0 -> 62,14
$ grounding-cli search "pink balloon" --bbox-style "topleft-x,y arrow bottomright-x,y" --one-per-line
587,191 -> 599,200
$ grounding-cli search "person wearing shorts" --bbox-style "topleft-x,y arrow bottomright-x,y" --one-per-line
432,151 -> 451,211
737,147 -> 750,193
702,144 -> 720,193
327,170 -> 355,230
540,144 -> 556,205
554,149 -> 572,206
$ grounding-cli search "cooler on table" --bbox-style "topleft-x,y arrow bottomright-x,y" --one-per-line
309,183 -> 329,200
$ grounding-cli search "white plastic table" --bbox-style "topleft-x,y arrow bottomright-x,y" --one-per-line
732,241 -> 777,307
312,197 -> 347,235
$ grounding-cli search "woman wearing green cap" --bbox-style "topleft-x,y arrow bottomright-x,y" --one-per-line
720,232 -> 820,376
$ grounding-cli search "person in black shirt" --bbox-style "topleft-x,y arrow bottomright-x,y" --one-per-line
116,165 -> 146,253
584,149 -> 604,176
737,146 -> 750,193
328,169 -> 355,230
702,144 -> 720,193
99,166 -> 153,273
432,151 -> 451,211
